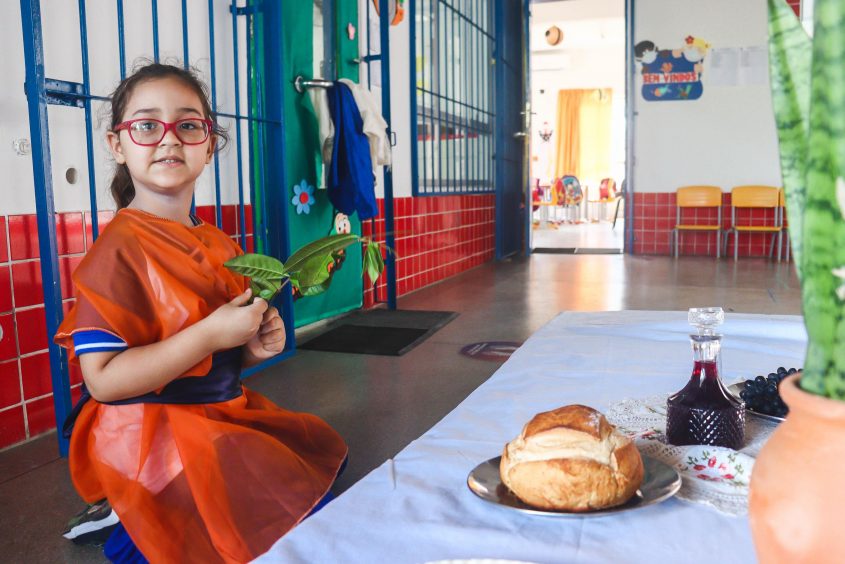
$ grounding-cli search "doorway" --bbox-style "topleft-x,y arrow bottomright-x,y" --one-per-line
528,0 -> 626,254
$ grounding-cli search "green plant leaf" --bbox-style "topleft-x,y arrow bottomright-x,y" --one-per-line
285,233 -> 361,274
246,277 -> 281,303
224,253 -> 287,281
768,0 -> 812,279
363,241 -> 385,285
299,279 -> 332,297
796,0 -> 845,400
297,253 -> 334,288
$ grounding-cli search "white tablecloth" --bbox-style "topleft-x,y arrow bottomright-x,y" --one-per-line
257,311 -> 807,564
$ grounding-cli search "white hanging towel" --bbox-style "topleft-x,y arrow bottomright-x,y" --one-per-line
308,88 -> 335,189
339,78 -> 392,168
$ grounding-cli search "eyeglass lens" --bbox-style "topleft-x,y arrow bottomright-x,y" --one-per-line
128,120 -> 209,145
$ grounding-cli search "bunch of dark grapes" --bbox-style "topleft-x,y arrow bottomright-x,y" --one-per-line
739,367 -> 799,418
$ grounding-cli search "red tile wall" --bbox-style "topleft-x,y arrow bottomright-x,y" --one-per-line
361,195 -> 496,307
0,204 -> 254,451
632,192 -> 788,258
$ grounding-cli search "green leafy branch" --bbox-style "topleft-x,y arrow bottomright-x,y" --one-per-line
223,233 -> 388,302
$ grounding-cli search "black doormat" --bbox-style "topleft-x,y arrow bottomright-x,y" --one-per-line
299,309 -> 458,356
533,247 -> 623,255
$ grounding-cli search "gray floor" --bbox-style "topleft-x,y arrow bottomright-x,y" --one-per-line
0,254 -> 801,563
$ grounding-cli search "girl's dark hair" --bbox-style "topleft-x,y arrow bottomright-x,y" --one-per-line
108,62 -> 228,208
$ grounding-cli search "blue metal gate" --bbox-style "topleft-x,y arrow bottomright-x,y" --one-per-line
494,0 -> 528,259
18,0 -> 291,455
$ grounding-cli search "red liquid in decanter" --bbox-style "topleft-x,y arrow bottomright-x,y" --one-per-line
666,360 -> 745,449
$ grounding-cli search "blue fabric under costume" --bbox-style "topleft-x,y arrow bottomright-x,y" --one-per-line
326,82 -> 378,220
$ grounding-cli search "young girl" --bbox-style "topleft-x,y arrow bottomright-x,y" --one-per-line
55,63 -> 348,563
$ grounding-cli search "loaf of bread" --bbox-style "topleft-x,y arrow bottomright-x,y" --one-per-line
500,405 -> 644,511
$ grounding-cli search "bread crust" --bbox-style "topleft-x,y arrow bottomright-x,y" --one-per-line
500,405 -> 644,511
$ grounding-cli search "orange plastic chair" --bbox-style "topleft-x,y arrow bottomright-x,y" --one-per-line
725,185 -> 782,261
672,186 -> 724,258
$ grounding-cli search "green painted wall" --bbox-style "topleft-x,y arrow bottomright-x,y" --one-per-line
282,0 -> 364,327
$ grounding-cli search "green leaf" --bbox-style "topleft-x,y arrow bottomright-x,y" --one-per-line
224,253 -> 287,281
259,289 -> 274,300
285,233 -> 361,274
798,0 -> 845,400
767,0 -> 812,279
297,253 -> 334,288
299,279 -> 332,297
362,241 -> 385,285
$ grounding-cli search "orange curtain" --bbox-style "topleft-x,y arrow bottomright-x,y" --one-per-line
554,88 -> 613,186
554,90 -> 583,179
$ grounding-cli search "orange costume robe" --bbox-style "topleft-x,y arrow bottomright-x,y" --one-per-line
55,208 -> 348,563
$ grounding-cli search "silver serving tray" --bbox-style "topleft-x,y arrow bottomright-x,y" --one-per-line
467,455 -> 681,518
727,382 -> 786,423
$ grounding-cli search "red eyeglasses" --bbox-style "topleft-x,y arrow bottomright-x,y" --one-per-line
113,118 -> 213,146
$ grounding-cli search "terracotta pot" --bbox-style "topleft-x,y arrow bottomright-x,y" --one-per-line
749,373 -> 845,563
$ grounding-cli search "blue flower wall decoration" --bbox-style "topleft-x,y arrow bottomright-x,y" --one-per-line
292,180 -> 316,214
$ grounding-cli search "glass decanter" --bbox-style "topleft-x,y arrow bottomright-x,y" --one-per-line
665,307 -> 745,449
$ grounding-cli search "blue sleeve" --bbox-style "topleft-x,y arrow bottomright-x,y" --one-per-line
72,330 -> 128,356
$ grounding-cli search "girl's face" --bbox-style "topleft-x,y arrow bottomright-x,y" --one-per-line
106,76 -> 215,203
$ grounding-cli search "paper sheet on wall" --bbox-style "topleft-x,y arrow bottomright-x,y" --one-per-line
738,46 -> 769,86
708,47 -> 739,87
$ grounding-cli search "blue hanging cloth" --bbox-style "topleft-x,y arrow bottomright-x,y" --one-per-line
326,82 -> 378,220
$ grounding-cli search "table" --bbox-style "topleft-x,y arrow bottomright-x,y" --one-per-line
257,311 -> 807,564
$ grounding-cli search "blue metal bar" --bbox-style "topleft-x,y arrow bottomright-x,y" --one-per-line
208,0 -> 223,228
419,0 -> 425,197
462,12 -> 469,194
117,0 -> 126,79
430,1 -> 436,194
437,1 -> 443,193
245,5 -> 258,251
625,0 -> 635,252
487,8 -> 493,192
77,0 -> 99,242
449,8 -> 456,193
366,0 -> 372,90
180,0 -> 193,217
19,0 -> 71,456
379,0 -> 397,309
231,1 -> 247,250
152,0 -> 160,62
447,6 -> 453,192
522,0 -> 531,256
260,0 -> 294,346
409,0 -> 419,198
181,0 -> 189,68
494,0 -> 504,259
474,0 -> 479,193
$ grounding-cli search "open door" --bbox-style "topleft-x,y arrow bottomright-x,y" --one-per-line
495,0 -> 529,259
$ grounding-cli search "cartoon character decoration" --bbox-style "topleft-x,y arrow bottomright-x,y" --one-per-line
635,36 -> 711,101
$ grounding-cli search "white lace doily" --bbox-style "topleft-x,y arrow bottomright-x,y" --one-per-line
606,394 -> 778,517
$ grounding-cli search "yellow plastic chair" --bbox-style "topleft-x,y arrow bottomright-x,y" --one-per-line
725,185 -> 782,261
672,186 -> 724,258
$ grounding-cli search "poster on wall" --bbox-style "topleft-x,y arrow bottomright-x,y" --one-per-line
635,36 -> 711,101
